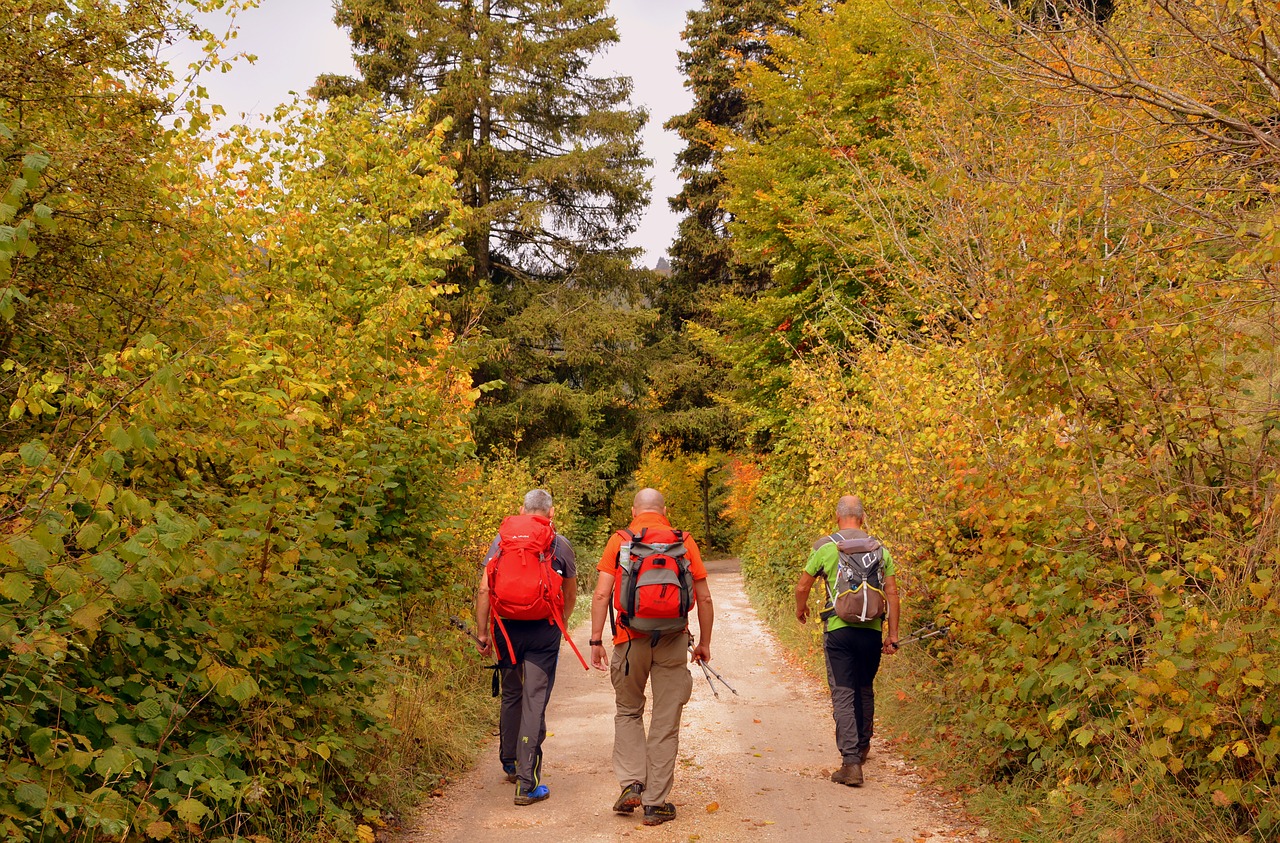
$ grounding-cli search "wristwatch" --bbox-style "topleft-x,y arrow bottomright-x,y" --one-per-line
589,639 -> 603,646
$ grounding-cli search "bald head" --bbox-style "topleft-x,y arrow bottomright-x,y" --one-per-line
836,495 -> 865,528
632,487 -> 666,514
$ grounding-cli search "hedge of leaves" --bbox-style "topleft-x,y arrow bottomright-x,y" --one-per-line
1,44 -> 478,837
720,0 -> 1279,839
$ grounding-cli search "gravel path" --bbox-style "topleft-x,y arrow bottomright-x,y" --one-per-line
393,558 -> 981,843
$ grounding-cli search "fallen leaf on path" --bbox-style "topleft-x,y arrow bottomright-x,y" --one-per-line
706,802 -> 720,813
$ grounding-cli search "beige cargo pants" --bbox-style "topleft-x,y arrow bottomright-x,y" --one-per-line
609,630 -> 694,807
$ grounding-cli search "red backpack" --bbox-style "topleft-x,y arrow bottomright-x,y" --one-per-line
612,526 -> 695,638
486,513 -> 587,669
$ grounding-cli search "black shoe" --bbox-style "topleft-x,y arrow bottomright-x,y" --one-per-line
612,782 -> 643,814
642,803 -> 676,826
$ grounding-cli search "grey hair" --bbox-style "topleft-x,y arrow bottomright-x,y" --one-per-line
836,495 -> 865,522
523,489 -> 553,514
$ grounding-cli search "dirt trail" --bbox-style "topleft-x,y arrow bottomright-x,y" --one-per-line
395,559 -> 981,843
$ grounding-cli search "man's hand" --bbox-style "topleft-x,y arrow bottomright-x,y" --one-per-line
795,572 -> 816,625
477,634 -> 492,656
691,643 -> 711,664
881,637 -> 898,655
590,642 -> 609,671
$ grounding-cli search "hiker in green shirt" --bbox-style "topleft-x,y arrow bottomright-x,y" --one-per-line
794,495 -> 900,787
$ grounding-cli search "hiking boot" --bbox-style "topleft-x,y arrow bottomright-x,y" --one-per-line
501,762 -> 517,783
513,783 -> 550,805
642,803 -> 677,826
612,782 -> 643,814
831,762 -> 864,786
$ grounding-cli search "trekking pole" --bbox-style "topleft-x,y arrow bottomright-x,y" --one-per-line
688,642 -> 719,699
703,662 -> 739,696
448,614 -> 485,647
698,661 -> 719,699
895,625 -> 949,647
450,615 -> 505,697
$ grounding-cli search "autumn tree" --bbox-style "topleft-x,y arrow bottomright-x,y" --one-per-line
0,0 -> 222,453
320,0 -> 654,517
717,0 -> 1279,838
707,0 -> 926,441
627,0 -> 789,461
665,0 -> 783,319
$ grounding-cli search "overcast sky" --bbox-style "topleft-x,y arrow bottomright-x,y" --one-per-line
171,0 -> 701,268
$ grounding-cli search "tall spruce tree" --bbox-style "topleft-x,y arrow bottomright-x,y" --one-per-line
318,0 -> 653,518
664,0 -> 782,320
638,0 -> 785,454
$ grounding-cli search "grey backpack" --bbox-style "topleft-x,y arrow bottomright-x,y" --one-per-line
816,533 -> 887,623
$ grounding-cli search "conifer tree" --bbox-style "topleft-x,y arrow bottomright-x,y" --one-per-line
638,0 -> 785,454
664,0 -> 783,323
319,0 -> 653,517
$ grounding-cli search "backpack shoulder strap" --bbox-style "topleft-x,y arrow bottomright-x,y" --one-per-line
812,532 -> 842,577
812,532 -> 842,551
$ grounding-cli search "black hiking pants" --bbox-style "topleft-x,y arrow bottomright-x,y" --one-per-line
823,625 -> 883,766
495,618 -> 562,790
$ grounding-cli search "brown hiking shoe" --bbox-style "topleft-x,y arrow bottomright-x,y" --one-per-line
831,763 -> 864,786
612,782 -> 643,814
642,802 -> 677,826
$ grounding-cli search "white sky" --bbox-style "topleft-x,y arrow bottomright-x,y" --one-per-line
173,0 -> 701,268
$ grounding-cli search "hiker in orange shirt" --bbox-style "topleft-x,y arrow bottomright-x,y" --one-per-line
589,488 -> 714,827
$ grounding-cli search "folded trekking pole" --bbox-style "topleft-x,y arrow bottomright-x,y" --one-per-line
895,624 -> 949,647
449,614 -> 485,646
449,615 -> 504,697
688,641 -> 738,697
696,660 -> 718,698
702,660 -> 739,696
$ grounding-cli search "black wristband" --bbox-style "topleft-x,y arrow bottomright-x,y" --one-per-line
589,639 -> 603,646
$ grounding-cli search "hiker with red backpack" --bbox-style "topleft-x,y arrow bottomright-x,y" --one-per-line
475,489 -> 585,806
589,487 -> 714,827
794,494 -> 901,787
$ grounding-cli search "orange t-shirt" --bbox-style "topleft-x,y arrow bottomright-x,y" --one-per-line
596,512 -> 707,645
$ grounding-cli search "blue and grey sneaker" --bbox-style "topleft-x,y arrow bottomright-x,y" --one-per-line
514,783 -> 549,806
501,762 -> 517,783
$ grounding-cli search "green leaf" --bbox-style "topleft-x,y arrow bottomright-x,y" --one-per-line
0,573 -> 33,602
77,521 -> 106,551
18,440 -> 48,467
90,553 -> 123,581
32,204 -> 54,230
93,745 -> 134,777
135,699 -> 163,719
108,426 -> 133,451
8,536 -> 50,567
175,797 -> 209,824
14,782 -> 46,809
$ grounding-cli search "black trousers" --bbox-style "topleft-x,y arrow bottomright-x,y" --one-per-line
823,625 -> 882,765
494,618 -> 562,789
